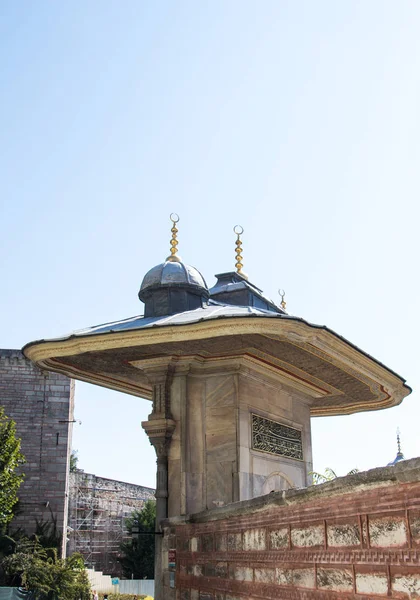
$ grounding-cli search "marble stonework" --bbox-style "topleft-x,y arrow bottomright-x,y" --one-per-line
160,358 -> 313,516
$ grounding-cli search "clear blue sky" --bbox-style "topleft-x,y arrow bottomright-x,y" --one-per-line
1,1 -> 419,488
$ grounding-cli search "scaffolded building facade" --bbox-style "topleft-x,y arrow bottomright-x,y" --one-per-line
67,471 -> 155,576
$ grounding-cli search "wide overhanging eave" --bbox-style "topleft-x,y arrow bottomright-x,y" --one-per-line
22,313 -> 411,395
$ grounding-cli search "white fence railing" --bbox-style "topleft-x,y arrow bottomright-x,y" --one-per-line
119,579 -> 155,596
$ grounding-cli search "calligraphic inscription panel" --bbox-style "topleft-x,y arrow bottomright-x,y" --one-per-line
252,414 -> 303,460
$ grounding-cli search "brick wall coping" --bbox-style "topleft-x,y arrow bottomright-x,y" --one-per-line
165,457 -> 420,526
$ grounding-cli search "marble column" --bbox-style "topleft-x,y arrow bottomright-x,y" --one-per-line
141,361 -> 175,600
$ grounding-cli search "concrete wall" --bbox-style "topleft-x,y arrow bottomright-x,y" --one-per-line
161,457 -> 420,599
68,471 -> 155,576
0,349 -> 73,556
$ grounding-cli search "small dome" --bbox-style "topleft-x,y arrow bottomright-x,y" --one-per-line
139,260 -> 208,296
139,259 -> 209,317
140,260 -> 207,296
387,450 -> 405,466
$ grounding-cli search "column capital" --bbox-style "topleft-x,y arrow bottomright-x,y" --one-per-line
142,417 -> 176,457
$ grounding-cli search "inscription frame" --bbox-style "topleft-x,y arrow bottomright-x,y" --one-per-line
251,413 -> 304,461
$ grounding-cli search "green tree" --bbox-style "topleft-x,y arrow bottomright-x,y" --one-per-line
1,538 -> 90,599
0,407 -> 25,530
69,450 -> 79,473
118,499 -> 156,579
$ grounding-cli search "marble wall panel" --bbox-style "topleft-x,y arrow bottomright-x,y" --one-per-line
168,458 -> 181,517
206,461 -> 233,508
238,373 -> 292,418
186,377 -> 205,474
206,375 -> 236,408
237,371 -> 312,495
185,473 -> 204,515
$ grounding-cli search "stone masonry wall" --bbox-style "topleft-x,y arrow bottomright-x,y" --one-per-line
162,457 -> 420,600
0,349 -> 73,556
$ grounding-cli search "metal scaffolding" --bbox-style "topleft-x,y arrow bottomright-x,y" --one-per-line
67,474 -> 154,576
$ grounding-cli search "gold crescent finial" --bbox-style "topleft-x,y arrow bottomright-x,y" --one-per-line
278,289 -> 287,310
234,225 -> 247,277
166,213 -> 181,262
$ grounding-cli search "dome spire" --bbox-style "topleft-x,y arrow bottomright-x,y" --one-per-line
278,289 -> 287,311
166,213 -> 181,263
234,225 -> 248,279
387,427 -> 405,465
396,427 -> 403,458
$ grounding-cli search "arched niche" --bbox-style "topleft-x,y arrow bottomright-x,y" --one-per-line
262,471 -> 293,495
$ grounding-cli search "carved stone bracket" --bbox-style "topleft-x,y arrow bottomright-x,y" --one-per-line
142,417 -> 176,459
131,357 -> 176,420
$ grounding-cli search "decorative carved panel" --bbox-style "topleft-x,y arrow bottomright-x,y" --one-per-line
252,414 -> 303,460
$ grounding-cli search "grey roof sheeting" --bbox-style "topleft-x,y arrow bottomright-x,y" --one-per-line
21,300 -> 411,388
209,271 -> 284,315
209,279 -> 253,294
36,302 -> 278,340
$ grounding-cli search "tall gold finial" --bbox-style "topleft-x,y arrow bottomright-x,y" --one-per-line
278,289 -> 287,310
234,225 -> 246,277
167,213 -> 181,262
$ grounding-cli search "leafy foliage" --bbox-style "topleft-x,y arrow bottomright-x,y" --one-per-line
69,450 -> 80,473
0,407 -> 25,529
1,538 -> 90,599
310,467 -> 359,485
118,499 -> 156,579
0,533 -> 17,558
34,515 -> 62,552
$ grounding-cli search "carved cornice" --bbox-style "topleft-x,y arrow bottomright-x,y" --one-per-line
135,354 -> 334,399
33,357 -> 153,400
23,317 -> 411,417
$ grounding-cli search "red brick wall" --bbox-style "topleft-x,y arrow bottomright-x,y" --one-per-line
162,458 -> 420,599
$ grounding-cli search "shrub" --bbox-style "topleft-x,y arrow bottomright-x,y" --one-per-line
1,539 -> 91,599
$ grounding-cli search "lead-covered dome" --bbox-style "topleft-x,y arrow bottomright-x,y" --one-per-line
139,259 -> 209,317
140,260 -> 207,293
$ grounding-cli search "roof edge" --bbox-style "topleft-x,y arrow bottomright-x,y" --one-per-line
22,313 -> 411,394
